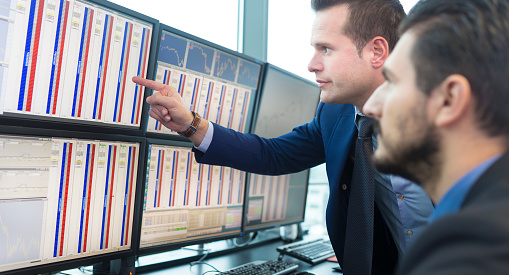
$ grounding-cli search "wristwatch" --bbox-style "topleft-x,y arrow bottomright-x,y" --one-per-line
177,111 -> 201,138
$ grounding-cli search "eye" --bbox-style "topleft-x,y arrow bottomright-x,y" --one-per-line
322,46 -> 329,54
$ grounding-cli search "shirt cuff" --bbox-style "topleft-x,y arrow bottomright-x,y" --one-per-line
194,121 -> 214,152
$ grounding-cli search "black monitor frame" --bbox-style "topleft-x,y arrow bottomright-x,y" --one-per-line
242,170 -> 311,234
248,63 -> 320,135
144,23 -> 265,141
0,0 -> 159,137
135,138 -> 248,256
0,125 -> 146,275
242,63 -> 320,233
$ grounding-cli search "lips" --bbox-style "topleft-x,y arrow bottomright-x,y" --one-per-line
316,79 -> 330,88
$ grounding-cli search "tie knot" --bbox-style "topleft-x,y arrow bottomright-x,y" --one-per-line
356,115 -> 374,138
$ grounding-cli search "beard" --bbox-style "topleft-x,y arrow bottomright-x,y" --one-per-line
372,118 -> 441,189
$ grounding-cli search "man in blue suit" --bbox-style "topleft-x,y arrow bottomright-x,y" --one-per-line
134,0 -> 433,274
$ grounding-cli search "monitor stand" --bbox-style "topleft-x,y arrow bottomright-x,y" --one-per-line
93,256 -> 136,275
280,223 -> 303,242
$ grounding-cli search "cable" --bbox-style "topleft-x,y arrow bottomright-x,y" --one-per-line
189,261 -> 222,274
78,266 -> 111,275
79,266 -> 93,274
184,246 -> 212,265
187,246 -> 218,275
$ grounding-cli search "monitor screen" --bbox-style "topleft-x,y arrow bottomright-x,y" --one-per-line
0,133 -> 141,273
245,64 -> 320,231
139,142 -> 246,251
0,0 -> 155,129
146,25 -> 262,136
251,65 -> 320,138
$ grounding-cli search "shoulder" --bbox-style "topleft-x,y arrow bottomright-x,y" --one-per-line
318,102 -> 355,115
398,197 -> 509,275
315,102 -> 355,127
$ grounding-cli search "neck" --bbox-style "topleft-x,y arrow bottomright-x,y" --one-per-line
424,131 -> 507,203
356,73 -> 385,111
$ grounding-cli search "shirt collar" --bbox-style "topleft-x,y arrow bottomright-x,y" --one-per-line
354,107 -> 365,127
429,154 -> 502,223
354,106 -> 364,118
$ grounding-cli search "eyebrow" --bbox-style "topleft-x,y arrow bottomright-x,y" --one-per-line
311,42 -> 331,48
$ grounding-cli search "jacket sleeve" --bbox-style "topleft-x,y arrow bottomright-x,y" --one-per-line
193,103 -> 328,175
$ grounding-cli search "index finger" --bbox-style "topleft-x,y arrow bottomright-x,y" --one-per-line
132,76 -> 173,96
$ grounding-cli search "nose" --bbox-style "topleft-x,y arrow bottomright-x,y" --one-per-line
308,52 -> 323,73
363,82 -> 387,119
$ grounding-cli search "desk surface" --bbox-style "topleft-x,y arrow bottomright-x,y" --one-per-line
137,238 -> 342,275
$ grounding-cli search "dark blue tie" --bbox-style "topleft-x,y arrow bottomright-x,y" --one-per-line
343,115 -> 375,275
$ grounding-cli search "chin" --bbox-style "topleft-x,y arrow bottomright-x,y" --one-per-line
319,92 -> 331,103
373,134 -> 440,186
373,154 -> 421,184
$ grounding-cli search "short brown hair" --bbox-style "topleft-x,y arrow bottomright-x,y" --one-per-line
399,0 -> 509,139
311,0 -> 405,55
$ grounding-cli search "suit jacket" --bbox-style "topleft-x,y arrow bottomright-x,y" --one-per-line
194,102 -> 398,274
396,152 -> 509,275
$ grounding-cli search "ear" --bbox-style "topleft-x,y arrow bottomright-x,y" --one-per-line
431,74 -> 472,127
368,36 -> 389,69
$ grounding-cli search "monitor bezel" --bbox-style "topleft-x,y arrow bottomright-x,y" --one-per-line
248,63 -> 320,135
242,170 -> 312,234
242,63 -> 320,234
135,138 -> 247,256
0,0 -> 160,137
0,125 -> 146,275
144,23 -> 265,140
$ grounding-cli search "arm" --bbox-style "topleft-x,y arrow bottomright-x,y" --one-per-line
194,115 -> 327,175
135,76 -> 337,175
134,76 -> 329,174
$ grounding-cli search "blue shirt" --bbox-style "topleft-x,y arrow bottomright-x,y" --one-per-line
429,154 -> 502,223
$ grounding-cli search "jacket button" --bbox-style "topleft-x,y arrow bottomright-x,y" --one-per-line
342,184 -> 347,190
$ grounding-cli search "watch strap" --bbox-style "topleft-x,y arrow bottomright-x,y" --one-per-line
178,111 -> 201,138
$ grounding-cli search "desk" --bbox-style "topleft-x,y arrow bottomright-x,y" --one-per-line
137,238 -> 341,275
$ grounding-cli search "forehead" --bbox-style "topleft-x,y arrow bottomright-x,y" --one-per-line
311,4 -> 349,42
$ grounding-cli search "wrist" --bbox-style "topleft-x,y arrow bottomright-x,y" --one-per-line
178,111 -> 201,138
189,117 -> 209,147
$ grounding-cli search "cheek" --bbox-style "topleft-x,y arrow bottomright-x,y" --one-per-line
380,93 -> 412,136
325,61 -> 345,78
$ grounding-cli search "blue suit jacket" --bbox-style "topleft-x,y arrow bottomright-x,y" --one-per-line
194,102 -> 397,273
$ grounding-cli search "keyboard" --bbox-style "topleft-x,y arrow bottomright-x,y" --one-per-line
276,238 -> 335,265
218,260 -> 299,275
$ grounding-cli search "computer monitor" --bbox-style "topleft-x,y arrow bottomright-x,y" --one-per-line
146,24 -> 262,137
138,139 -> 246,253
0,0 -> 158,134
244,64 -> 321,232
0,126 -> 145,274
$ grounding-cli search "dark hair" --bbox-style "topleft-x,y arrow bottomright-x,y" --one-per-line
400,0 -> 509,138
311,0 -> 405,54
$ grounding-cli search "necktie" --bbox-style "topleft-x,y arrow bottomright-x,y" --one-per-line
343,115 -> 375,275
